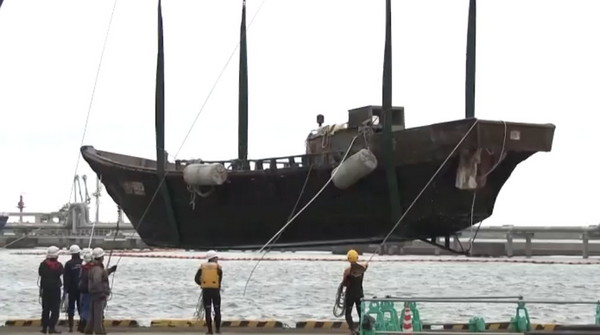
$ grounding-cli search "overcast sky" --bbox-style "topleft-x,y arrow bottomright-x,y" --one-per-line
0,0 -> 598,228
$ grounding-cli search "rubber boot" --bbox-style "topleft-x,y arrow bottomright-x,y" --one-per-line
77,320 -> 86,333
205,310 -> 213,334
68,315 -> 74,333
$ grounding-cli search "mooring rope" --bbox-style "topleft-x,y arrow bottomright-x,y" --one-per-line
103,1 -> 272,309
254,134 -> 360,255
241,135 -> 360,295
467,120 -> 507,253
67,0 -> 119,205
242,163 -> 314,296
366,119 -> 480,264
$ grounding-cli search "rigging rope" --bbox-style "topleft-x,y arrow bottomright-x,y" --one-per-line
255,135 -> 359,255
366,119 -> 480,264
242,134 -> 360,296
103,0 -> 271,304
242,163 -> 314,296
467,120 -> 507,253
113,0 -> 269,250
67,0 -> 119,205
468,190 -> 478,253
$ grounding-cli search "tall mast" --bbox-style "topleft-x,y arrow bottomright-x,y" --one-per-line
156,0 -> 166,178
382,0 -> 402,224
465,0 -> 476,118
154,0 -> 180,243
238,0 -> 249,168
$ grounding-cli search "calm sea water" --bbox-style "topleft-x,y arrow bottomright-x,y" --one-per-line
1,248 -> 600,327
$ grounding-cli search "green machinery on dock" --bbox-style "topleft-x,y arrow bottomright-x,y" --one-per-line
358,296 -> 600,334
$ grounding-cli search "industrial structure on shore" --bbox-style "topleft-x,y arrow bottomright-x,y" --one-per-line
0,175 -> 144,250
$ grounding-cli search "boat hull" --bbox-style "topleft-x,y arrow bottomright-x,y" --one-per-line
81,118 -> 555,250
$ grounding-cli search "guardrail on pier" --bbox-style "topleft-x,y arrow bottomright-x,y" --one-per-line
359,295 -> 600,334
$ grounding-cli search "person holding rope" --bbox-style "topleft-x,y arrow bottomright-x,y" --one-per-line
85,248 -> 117,335
39,246 -> 64,334
77,248 -> 93,333
64,245 -> 83,333
342,249 -> 368,335
194,250 -> 223,334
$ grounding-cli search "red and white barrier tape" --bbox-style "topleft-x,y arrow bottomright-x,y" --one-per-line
10,251 -> 600,265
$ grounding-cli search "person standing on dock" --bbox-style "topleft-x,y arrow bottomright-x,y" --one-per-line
64,245 -> 83,333
39,245 -> 64,334
77,249 -> 93,333
85,247 -> 117,335
194,250 -> 223,334
342,249 -> 368,334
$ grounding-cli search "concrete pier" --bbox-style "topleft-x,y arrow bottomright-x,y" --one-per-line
0,233 -> 146,249
332,225 -> 600,259
0,331 -> 337,335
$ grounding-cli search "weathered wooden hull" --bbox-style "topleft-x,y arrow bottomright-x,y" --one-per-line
81,118 -> 555,250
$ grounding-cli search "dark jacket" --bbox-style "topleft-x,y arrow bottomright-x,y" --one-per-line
64,257 -> 83,293
38,258 -> 64,291
88,262 -> 110,299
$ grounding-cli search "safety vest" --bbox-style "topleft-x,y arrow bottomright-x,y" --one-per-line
200,262 -> 221,289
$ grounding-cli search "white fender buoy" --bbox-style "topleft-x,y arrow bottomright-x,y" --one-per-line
183,163 -> 228,186
331,148 -> 378,189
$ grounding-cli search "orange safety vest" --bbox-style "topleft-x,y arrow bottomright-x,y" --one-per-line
200,262 -> 221,289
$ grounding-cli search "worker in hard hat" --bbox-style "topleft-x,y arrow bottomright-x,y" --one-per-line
342,249 -> 368,334
39,245 -> 64,334
64,245 -> 83,332
194,250 -> 223,334
85,247 -> 117,335
77,248 -> 93,333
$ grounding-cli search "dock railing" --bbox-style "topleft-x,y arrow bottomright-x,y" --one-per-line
359,295 -> 600,334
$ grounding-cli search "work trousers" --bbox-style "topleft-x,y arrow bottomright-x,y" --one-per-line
202,288 -> 221,333
84,296 -> 106,334
41,287 -> 61,331
344,295 -> 363,332
67,290 -> 81,316
80,293 -> 90,321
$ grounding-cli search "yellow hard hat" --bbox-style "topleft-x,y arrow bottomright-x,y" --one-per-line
347,249 -> 359,263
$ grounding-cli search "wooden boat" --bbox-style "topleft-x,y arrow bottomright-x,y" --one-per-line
81,0 -> 555,250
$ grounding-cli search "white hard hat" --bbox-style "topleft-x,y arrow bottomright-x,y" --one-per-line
82,248 -> 93,262
92,247 -> 105,259
69,244 -> 81,254
46,246 -> 60,259
206,250 -> 218,260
